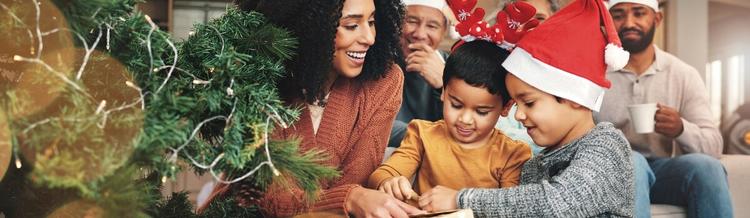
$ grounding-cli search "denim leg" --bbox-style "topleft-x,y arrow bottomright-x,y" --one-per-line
648,153 -> 733,218
632,151 -> 654,218
388,120 -> 407,148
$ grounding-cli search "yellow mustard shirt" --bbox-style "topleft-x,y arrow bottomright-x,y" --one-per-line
368,119 -> 532,194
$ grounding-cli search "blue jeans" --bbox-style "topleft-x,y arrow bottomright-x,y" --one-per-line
632,151 -> 654,218
388,120 -> 407,148
632,152 -> 733,218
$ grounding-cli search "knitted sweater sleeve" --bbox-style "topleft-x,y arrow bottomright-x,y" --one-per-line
457,129 -> 634,217
337,64 -> 404,209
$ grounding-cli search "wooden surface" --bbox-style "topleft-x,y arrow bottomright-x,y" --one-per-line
293,209 -> 475,218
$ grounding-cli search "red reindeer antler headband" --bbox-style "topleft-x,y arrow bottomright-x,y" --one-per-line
448,0 -> 540,52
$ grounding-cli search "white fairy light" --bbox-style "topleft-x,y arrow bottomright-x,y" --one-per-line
95,100 -> 107,115
125,81 -> 138,89
210,117 -> 280,184
155,33 -> 178,94
13,55 -> 84,91
226,98 -> 238,125
226,78 -> 235,96
76,26 -> 102,80
167,113 -> 284,184
263,116 -> 281,177
192,79 -> 211,85
14,150 -> 21,169
265,104 -> 288,129
97,97 -> 143,128
33,0 -> 43,59
41,28 -> 60,36
144,15 -> 157,75
105,23 -> 113,50
169,115 -> 228,161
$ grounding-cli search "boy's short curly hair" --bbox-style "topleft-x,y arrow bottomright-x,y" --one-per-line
235,0 -> 405,104
443,40 -> 511,102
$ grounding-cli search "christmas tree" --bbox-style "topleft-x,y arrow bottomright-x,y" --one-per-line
0,0 -> 338,217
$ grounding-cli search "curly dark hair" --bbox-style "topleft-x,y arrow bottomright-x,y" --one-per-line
235,0 -> 405,104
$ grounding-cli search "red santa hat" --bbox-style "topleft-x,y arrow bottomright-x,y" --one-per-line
502,0 -> 629,111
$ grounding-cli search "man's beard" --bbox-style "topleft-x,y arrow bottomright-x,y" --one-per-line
619,24 -> 656,54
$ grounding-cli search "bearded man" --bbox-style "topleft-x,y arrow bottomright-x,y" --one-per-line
595,0 -> 732,217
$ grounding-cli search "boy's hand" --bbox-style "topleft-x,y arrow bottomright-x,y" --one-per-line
379,176 -> 417,201
418,185 -> 458,212
347,186 -> 426,218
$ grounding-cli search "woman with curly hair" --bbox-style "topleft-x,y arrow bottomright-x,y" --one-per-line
206,0 -> 424,217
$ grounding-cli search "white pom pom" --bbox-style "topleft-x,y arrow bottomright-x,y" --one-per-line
605,43 -> 630,72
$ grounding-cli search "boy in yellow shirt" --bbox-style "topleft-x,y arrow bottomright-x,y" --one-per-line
368,39 -> 532,201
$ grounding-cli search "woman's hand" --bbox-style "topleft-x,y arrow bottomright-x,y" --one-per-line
378,176 -> 417,201
346,186 -> 426,218
418,186 -> 458,212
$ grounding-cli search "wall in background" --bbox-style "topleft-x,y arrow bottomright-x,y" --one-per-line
172,1 -> 231,41
707,1 -> 750,122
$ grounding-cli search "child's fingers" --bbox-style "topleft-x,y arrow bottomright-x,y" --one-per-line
391,181 -> 405,201
397,178 -> 414,200
418,193 -> 432,211
383,182 -> 395,198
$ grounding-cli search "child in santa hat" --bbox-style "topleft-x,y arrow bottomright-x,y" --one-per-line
418,0 -> 635,216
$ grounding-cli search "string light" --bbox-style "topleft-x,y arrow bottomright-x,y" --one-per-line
33,0 -> 43,59
95,100 -> 106,115
74,26 -> 103,80
145,15 -> 157,75
266,104 -> 288,129
226,78 -> 235,96
4,1 -> 287,186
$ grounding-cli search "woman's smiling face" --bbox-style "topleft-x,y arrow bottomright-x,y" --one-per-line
332,0 -> 376,78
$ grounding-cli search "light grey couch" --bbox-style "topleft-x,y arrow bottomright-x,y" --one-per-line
651,154 -> 750,218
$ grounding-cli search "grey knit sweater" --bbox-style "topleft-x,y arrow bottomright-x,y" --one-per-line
457,122 -> 634,217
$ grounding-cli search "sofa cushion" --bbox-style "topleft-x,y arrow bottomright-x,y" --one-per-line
651,204 -> 685,218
